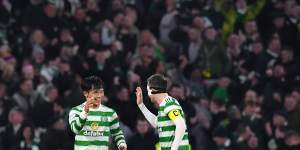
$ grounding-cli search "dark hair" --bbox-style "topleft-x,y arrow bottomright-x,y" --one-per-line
45,85 -> 57,95
282,46 -> 294,53
19,78 -> 31,86
81,76 -> 104,92
292,87 -> 300,94
22,122 -> 35,140
211,97 -> 226,107
169,83 -> 183,91
147,74 -> 168,94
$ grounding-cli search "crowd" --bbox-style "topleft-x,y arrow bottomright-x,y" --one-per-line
0,0 -> 300,150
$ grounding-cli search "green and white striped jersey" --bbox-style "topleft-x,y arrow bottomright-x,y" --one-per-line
158,96 -> 189,150
69,103 -> 126,150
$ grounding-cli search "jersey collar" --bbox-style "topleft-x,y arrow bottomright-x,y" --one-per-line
159,95 -> 171,106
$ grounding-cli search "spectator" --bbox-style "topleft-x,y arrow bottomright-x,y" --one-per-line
12,79 -> 39,114
284,130 -> 300,150
127,117 -> 157,150
2,107 -> 26,150
168,83 -> 196,128
209,98 -> 228,130
212,125 -> 232,150
117,12 -> 139,54
256,35 -> 281,76
284,94 -> 300,132
198,26 -> 229,78
0,82 -> 14,127
31,85 -> 58,128
39,117 -> 70,150
109,85 -> 137,129
17,124 -> 39,150
265,111 -> 289,150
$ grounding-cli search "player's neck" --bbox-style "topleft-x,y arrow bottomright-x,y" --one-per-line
155,93 -> 168,105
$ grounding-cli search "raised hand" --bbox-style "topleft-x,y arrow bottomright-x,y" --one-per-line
135,87 -> 143,105
84,100 -> 96,113
119,145 -> 127,150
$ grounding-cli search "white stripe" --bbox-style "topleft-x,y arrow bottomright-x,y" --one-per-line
75,118 -> 82,126
114,134 -> 123,139
160,139 -> 189,147
75,135 -> 109,141
159,131 -> 175,137
100,106 -> 113,112
116,139 -> 126,146
87,116 -> 102,121
110,122 -> 119,129
164,105 -> 181,114
74,145 -> 108,150
69,110 -> 81,123
158,120 -> 174,127
71,123 -> 79,134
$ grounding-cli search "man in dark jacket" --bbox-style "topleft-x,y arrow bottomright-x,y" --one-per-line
127,117 -> 157,150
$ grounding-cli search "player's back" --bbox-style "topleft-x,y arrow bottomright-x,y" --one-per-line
157,96 -> 189,150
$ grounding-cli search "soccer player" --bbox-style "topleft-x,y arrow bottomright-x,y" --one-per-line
135,74 -> 189,150
69,76 -> 127,150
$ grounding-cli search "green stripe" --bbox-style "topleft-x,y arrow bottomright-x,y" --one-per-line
111,128 -> 121,134
72,107 -> 82,112
159,134 -> 189,142
110,118 -> 118,125
161,125 -> 176,131
88,111 -> 114,116
72,120 -> 82,131
85,121 -> 110,126
158,116 -> 170,121
79,115 -> 86,124
115,136 -> 124,142
75,140 -> 109,146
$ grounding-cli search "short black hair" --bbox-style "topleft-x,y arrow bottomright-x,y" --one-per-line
147,74 -> 168,94
168,83 -> 183,91
81,76 -> 104,92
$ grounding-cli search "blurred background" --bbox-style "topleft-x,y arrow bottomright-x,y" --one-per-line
0,0 -> 300,150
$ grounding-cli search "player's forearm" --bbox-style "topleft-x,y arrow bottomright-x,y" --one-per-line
110,113 -> 127,149
171,117 -> 187,150
138,103 -> 157,127
111,129 -> 126,148
69,110 -> 87,134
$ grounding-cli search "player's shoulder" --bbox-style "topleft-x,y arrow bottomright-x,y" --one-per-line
164,96 -> 179,106
100,105 -> 116,113
70,103 -> 84,112
161,96 -> 182,113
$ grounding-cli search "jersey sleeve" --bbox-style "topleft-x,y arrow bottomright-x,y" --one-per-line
109,111 -> 127,148
163,100 -> 182,116
68,107 -> 87,134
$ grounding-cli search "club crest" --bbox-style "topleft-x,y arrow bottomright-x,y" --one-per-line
90,122 -> 99,131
